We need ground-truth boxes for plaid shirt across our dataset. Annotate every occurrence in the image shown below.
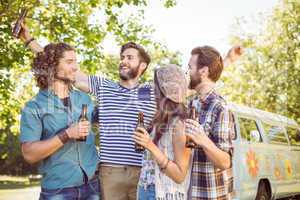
[188,90,235,200]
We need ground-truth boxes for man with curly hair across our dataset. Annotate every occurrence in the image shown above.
[20,42,100,200]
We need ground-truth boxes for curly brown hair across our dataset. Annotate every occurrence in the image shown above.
[32,43,75,89]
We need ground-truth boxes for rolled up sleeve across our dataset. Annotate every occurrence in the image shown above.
[88,75,104,96]
[20,102,42,143]
[211,107,234,156]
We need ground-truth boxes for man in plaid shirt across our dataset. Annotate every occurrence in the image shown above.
[185,46,235,200]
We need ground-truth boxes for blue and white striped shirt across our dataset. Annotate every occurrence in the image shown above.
[89,76,156,167]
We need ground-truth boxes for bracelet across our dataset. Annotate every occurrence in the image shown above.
[160,158,170,172]
[57,129,70,144]
[25,37,35,47]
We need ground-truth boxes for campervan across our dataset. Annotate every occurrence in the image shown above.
[229,103,300,200]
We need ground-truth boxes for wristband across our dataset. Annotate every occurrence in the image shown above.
[25,37,35,47]
[57,129,70,144]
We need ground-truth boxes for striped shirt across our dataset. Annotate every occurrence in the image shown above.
[89,75,156,167]
[188,90,235,200]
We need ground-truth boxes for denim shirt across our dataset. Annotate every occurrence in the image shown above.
[20,89,99,189]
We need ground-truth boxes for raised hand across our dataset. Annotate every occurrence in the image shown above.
[19,22,33,42]
[224,45,243,66]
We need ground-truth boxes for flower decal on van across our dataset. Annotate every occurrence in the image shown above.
[246,150,259,177]
[284,160,292,179]
[274,166,282,180]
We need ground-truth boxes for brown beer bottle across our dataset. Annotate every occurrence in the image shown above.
[135,112,145,152]
[12,8,28,38]
[76,104,88,142]
[185,106,197,148]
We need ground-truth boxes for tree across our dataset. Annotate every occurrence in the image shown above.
[0,0,178,175]
[221,0,300,124]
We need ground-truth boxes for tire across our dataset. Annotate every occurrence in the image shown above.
[255,181,271,200]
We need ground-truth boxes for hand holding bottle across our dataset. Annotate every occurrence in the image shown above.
[66,121,90,140]
[134,112,146,152]
[133,127,153,150]
[185,119,208,148]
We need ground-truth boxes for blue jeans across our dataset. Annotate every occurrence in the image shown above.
[39,177,100,200]
[138,184,155,200]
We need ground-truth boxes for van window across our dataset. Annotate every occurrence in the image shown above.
[286,127,300,146]
[239,117,262,142]
[262,123,288,145]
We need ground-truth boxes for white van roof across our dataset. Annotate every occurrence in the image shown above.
[228,102,298,128]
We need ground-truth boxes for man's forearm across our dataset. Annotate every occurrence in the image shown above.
[27,39,44,53]
[21,135,64,164]
[75,71,90,93]
[202,138,231,170]
[223,56,231,67]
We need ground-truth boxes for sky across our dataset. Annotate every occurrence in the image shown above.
[103,0,278,64]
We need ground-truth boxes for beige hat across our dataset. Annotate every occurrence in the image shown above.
[155,64,188,103]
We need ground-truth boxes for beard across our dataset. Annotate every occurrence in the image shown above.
[188,75,202,89]
[119,64,140,81]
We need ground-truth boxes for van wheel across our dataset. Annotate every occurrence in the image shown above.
[255,181,270,200]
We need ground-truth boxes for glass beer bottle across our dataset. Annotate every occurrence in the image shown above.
[185,106,197,148]
[12,8,28,38]
[76,104,88,142]
[135,112,145,152]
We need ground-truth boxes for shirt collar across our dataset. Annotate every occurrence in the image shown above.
[37,89,75,109]
[199,89,215,104]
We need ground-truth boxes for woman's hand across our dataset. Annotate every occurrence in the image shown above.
[185,119,210,147]
[132,127,153,150]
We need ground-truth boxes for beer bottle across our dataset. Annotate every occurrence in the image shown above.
[76,104,88,142]
[12,8,28,38]
[135,112,145,152]
[185,106,197,148]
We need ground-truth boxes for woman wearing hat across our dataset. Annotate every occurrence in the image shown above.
[133,64,192,200]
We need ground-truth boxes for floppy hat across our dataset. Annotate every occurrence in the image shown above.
[155,64,188,103]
